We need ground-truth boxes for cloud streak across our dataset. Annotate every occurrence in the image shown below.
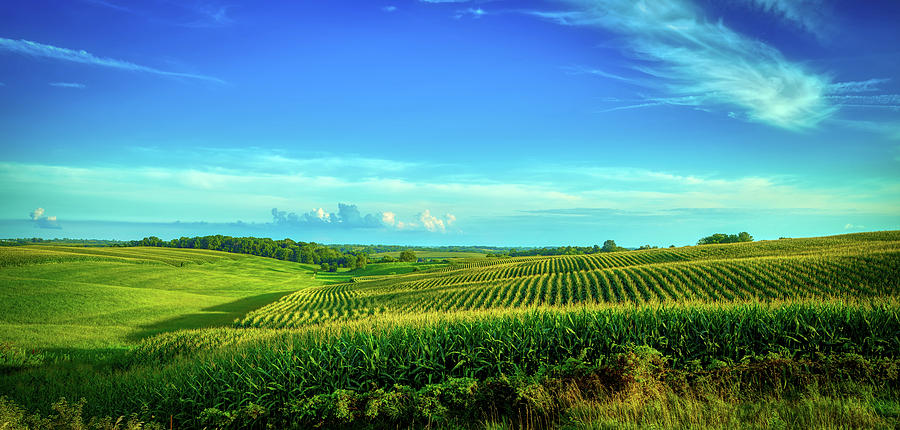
[0,37,224,84]
[826,78,891,95]
[531,0,835,129]
[49,82,86,88]
[741,0,829,38]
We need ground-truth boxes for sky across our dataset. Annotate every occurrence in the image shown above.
[0,0,898,247]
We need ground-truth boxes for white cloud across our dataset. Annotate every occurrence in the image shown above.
[30,208,45,220]
[825,94,900,109]
[313,208,330,221]
[455,8,486,19]
[382,6,397,12]
[531,1,835,129]
[563,65,644,86]
[49,82,86,88]
[1,161,897,225]
[0,37,224,84]
[419,210,445,232]
[29,207,61,229]
[826,78,890,95]
[741,0,828,37]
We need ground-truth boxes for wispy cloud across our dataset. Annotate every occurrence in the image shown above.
[821,79,899,110]
[82,0,132,13]
[181,5,234,28]
[741,0,829,38]
[382,6,398,12]
[49,82,86,89]
[81,0,235,28]
[596,95,707,113]
[529,1,835,130]
[455,8,487,19]
[826,94,900,109]
[563,65,644,86]
[826,78,890,95]
[0,37,224,84]
[419,0,471,3]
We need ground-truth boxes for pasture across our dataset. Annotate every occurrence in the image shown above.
[0,245,319,349]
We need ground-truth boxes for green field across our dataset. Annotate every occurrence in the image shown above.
[313,261,448,284]
[240,232,899,327]
[370,250,487,260]
[1,232,899,429]
[0,245,320,349]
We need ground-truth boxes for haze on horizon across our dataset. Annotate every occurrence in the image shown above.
[1,0,898,247]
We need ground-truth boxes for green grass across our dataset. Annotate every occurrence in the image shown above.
[314,261,448,284]
[370,250,487,260]
[0,245,320,350]
[1,232,899,429]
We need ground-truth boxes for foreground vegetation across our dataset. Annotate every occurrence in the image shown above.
[0,231,898,428]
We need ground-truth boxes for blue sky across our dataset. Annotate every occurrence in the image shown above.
[0,0,898,246]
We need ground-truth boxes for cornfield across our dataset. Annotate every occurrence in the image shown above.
[239,232,900,328]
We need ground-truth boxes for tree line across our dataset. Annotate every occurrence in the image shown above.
[331,244,510,255]
[486,240,631,258]
[697,232,753,245]
[133,235,368,270]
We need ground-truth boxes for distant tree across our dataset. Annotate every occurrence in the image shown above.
[601,240,616,252]
[354,253,368,269]
[698,232,754,245]
[601,240,624,252]
[398,250,417,262]
[380,255,397,263]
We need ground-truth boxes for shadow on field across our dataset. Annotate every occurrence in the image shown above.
[127,290,294,341]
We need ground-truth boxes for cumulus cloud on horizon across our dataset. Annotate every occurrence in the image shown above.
[30,207,61,229]
[271,204,457,233]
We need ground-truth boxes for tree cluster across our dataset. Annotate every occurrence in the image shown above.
[331,244,509,255]
[697,232,753,245]
[134,235,368,269]
[487,240,629,258]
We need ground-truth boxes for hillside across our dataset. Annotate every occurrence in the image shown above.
[1,233,899,429]
[240,231,900,327]
[0,245,319,349]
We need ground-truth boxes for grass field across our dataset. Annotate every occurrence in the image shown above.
[370,250,487,260]
[1,232,899,429]
[0,245,319,350]
[314,261,448,284]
